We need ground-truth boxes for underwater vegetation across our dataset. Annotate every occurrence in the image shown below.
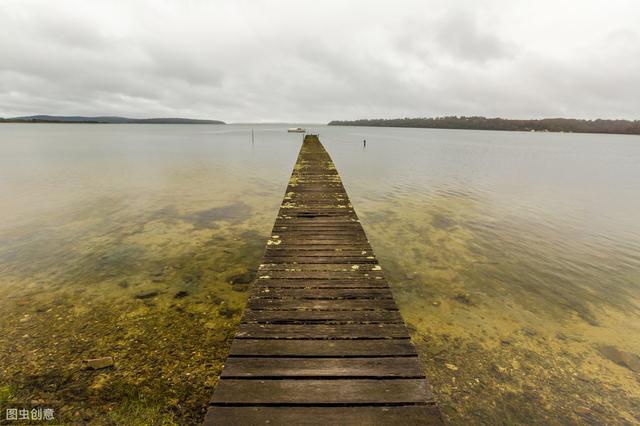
[358,193,640,424]
[0,199,267,424]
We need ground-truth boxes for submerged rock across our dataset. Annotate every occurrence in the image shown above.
[453,292,473,305]
[230,271,254,284]
[491,363,508,377]
[466,341,483,352]
[575,406,591,416]
[218,302,239,318]
[426,345,446,357]
[184,202,252,228]
[597,345,640,372]
[174,290,189,299]
[83,357,114,370]
[229,271,255,291]
[134,290,159,299]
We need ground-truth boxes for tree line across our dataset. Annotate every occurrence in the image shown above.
[328,116,640,135]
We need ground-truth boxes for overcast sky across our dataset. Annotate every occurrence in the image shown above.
[1,0,639,122]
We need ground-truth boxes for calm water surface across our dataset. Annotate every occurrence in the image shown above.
[1,124,639,424]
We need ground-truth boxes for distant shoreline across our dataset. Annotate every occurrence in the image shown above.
[328,116,640,136]
[0,115,225,125]
[0,120,224,124]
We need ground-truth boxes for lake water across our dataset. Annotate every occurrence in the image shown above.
[1,124,639,424]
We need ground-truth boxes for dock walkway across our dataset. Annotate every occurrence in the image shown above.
[204,135,442,425]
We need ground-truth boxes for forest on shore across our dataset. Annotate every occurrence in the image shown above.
[0,115,224,124]
[328,116,640,135]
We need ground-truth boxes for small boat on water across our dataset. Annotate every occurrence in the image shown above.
[287,127,306,133]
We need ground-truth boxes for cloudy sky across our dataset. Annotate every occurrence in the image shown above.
[1,0,639,122]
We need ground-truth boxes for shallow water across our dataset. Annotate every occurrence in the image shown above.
[1,124,639,424]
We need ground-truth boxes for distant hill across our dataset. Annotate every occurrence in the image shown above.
[0,115,225,124]
[328,116,640,135]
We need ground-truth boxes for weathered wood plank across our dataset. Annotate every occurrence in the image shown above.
[210,379,433,404]
[246,299,398,311]
[235,324,410,339]
[278,215,358,224]
[242,309,404,324]
[257,271,385,280]
[253,279,389,288]
[266,246,373,252]
[262,257,378,264]
[264,250,375,255]
[220,357,425,378]
[228,339,418,357]
[204,406,443,426]
[259,264,383,272]
[271,229,366,234]
[269,233,368,239]
[272,225,364,230]
[252,288,394,299]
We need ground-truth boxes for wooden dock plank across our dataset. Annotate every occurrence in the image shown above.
[206,135,440,424]
[228,339,418,357]
[262,257,378,264]
[204,406,443,426]
[246,299,398,311]
[220,357,425,378]
[253,279,389,288]
[257,271,385,280]
[265,245,373,251]
[235,323,410,339]
[242,309,404,324]
[258,263,383,271]
[211,379,432,404]
[252,288,394,299]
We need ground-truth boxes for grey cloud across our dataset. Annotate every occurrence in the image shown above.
[434,12,516,64]
[1,0,639,122]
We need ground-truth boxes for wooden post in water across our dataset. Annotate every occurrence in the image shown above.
[204,134,442,425]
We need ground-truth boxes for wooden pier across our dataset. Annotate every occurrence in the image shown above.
[204,135,442,425]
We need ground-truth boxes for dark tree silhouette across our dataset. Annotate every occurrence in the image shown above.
[328,116,640,135]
